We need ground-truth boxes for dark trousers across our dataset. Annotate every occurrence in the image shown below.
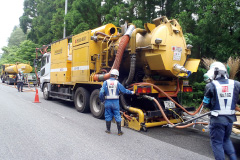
[17,82,23,92]
[209,122,237,160]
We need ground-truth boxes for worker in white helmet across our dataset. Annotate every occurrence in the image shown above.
[15,70,25,92]
[202,62,240,160]
[99,69,134,136]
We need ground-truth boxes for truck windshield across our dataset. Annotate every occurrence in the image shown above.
[41,57,46,67]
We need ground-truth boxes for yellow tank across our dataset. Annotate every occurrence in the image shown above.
[3,64,14,68]
[123,17,200,78]
[5,63,33,74]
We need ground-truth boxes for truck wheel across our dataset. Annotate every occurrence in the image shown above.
[43,83,51,100]
[74,87,90,113]
[90,89,104,119]
[6,77,9,85]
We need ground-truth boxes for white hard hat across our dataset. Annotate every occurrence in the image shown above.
[209,62,227,72]
[110,69,119,76]
[209,62,228,79]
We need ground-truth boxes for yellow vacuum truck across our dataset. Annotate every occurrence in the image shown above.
[37,16,203,131]
[1,63,32,84]
[1,64,14,83]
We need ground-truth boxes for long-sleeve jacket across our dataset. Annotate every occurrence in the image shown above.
[203,78,240,123]
[99,77,132,102]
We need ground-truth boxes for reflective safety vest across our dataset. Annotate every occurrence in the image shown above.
[105,79,119,99]
[17,74,24,82]
[211,79,235,116]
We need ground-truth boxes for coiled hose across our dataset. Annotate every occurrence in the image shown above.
[143,95,208,128]
[131,82,203,116]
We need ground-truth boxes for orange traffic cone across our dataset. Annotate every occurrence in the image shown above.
[34,89,40,103]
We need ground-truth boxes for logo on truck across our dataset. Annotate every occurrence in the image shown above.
[54,48,62,55]
[75,36,87,44]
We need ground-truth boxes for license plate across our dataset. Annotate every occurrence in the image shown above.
[30,82,33,84]
[164,101,175,109]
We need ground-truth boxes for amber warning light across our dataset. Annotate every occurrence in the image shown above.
[137,86,151,94]
[183,86,193,92]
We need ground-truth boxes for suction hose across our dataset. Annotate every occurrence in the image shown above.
[143,95,208,129]
[121,28,147,108]
[125,28,146,85]
[132,82,203,116]
[93,25,135,81]
[121,79,179,113]
[125,54,136,86]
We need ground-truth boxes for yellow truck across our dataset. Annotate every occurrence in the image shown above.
[37,16,201,131]
[1,63,32,84]
[1,64,14,83]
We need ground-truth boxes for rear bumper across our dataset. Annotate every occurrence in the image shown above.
[24,80,37,85]
[9,78,16,84]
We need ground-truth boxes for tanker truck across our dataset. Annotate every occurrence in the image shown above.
[1,64,14,83]
[36,16,201,131]
[1,63,33,84]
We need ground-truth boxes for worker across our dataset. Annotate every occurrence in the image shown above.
[99,69,134,136]
[202,62,240,160]
[15,71,24,92]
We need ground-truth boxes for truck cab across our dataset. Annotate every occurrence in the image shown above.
[39,52,51,91]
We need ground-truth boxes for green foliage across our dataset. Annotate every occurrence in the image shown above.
[180,66,208,107]
[16,40,39,66]
[0,46,20,65]
[0,40,38,67]
[194,0,240,61]
[180,82,206,107]
[8,27,27,47]
[20,0,191,43]
[19,0,37,34]
[188,67,207,84]
[132,20,143,28]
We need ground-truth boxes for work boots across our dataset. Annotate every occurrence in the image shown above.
[105,121,111,134]
[117,122,123,136]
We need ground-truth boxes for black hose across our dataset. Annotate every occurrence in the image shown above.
[172,112,210,127]
[120,94,130,110]
[125,54,136,86]
[120,54,136,110]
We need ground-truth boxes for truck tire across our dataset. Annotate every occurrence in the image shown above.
[90,89,105,119]
[43,83,51,100]
[7,77,10,85]
[74,87,90,113]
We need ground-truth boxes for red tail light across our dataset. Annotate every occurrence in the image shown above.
[146,87,151,93]
[183,86,193,92]
[137,87,142,93]
[137,86,151,94]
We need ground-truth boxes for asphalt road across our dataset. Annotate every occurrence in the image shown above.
[0,82,239,160]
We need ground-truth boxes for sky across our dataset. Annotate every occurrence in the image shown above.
[0,0,25,53]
